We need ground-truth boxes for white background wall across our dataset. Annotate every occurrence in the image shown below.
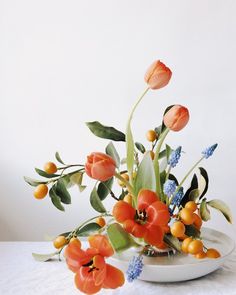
[0,0,235,241]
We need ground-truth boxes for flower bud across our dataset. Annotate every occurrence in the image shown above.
[163,105,189,131]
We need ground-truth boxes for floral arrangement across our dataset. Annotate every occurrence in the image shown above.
[25,60,232,294]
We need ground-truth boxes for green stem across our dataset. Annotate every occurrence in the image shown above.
[114,172,134,194]
[126,87,150,183]
[58,164,84,170]
[165,165,171,182]
[153,128,170,199]
[174,156,204,196]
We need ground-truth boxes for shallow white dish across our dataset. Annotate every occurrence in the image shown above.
[109,228,235,282]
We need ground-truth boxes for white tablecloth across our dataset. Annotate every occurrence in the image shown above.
[0,242,236,295]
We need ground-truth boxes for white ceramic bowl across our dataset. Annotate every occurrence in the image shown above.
[109,228,235,282]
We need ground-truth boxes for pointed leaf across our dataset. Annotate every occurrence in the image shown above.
[55,152,65,165]
[106,142,120,167]
[200,198,211,221]
[185,224,200,238]
[49,187,65,211]
[97,178,114,201]
[134,153,156,195]
[161,105,174,133]
[86,121,125,141]
[70,172,83,185]
[189,189,200,201]
[198,167,209,200]
[135,142,146,154]
[32,252,58,262]
[90,186,106,213]
[24,176,47,187]
[164,234,181,252]
[35,168,60,178]
[76,223,102,236]
[208,199,233,223]
[55,178,71,204]
[107,223,137,252]
[180,174,198,206]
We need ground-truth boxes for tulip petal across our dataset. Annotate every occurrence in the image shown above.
[93,255,106,286]
[112,201,136,223]
[88,235,114,257]
[123,219,146,238]
[144,224,164,247]
[146,201,170,226]
[64,242,91,269]
[137,189,159,210]
[102,264,125,289]
[91,160,116,182]
[75,267,102,294]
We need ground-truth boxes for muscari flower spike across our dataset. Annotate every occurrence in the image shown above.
[168,146,182,168]
[202,143,218,159]
[126,256,144,282]
[163,179,177,197]
[171,187,184,207]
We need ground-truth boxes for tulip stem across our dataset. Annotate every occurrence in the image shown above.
[126,87,150,185]
[153,128,170,200]
[114,172,134,195]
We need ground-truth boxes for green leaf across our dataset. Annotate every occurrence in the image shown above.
[164,234,181,252]
[135,142,146,154]
[49,187,65,211]
[188,189,200,201]
[154,125,162,137]
[161,105,174,133]
[200,198,211,221]
[24,176,47,187]
[198,167,209,200]
[86,121,125,141]
[208,199,233,223]
[97,178,114,201]
[70,172,83,185]
[55,178,71,204]
[106,142,120,167]
[165,144,172,161]
[76,223,101,236]
[55,152,65,165]
[90,186,106,213]
[35,168,60,178]
[118,189,128,200]
[160,170,167,188]
[32,252,58,262]
[169,174,179,186]
[134,152,156,196]
[180,174,198,206]
[185,224,200,238]
[59,231,71,237]
[107,223,137,252]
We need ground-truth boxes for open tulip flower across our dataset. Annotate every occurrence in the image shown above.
[25,59,232,294]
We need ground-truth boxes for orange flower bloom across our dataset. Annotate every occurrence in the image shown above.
[144,60,172,90]
[85,152,116,182]
[64,235,124,294]
[112,189,170,247]
[163,105,190,132]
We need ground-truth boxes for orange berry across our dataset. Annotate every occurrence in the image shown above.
[123,194,133,205]
[195,251,207,259]
[146,130,157,142]
[118,173,129,187]
[170,221,185,238]
[69,237,81,248]
[185,201,197,212]
[206,248,221,258]
[181,237,193,253]
[188,240,203,255]
[33,184,48,199]
[96,217,106,228]
[53,235,68,249]
[44,162,58,174]
[179,208,194,225]
[193,213,202,229]
[178,234,188,241]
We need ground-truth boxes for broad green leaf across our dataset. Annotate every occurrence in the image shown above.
[185,224,200,238]
[164,234,181,252]
[200,198,210,221]
[78,185,87,192]
[55,179,71,204]
[106,142,120,167]
[189,189,200,201]
[135,142,146,154]
[49,187,65,211]
[35,168,59,178]
[107,223,137,252]
[76,222,101,236]
[180,174,198,206]
[165,144,172,161]
[198,167,209,200]
[86,121,125,141]
[97,178,114,201]
[134,152,156,196]
[90,186,106,213]
[55,151,65,165]
[24,176,47,187]
[70,172,83,185]
[160,170,167,188]
[208,199,233,223]
[32,252,58,262]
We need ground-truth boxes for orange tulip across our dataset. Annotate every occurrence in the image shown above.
[144,60,172,90]
[85,152,116,182]
[163,105,189,131]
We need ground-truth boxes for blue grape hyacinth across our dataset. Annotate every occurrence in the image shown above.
[168,146,182,168]
[126,256,144,282]
[171,187,184,207]
[202,143,218,159]
[163,179,177,197]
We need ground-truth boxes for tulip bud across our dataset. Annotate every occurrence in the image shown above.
[144,60,172,90]
[85,152,116,182]
[163,105,189,132]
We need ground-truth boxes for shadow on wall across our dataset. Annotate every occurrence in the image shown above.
[0,218,16,241]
